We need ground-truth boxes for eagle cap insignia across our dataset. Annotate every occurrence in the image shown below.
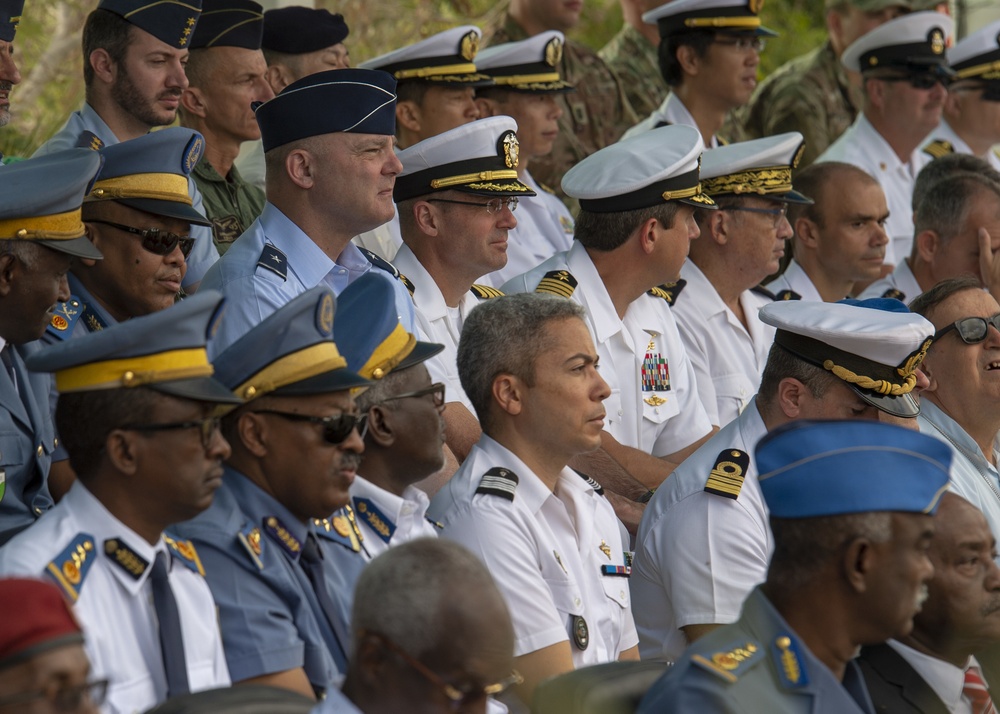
[499,130,519,169]
[929,27,945,55]
[748,0,764,14]
[460,31,479,61]
[545,37,563,67]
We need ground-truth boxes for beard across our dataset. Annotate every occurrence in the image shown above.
[0,81,12,127]
[110,71,180,128]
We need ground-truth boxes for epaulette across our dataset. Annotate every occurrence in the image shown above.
[263,516,302,558]
[881,288,906,301]
[922,139,954,160]
[539,182,557,195]
[46,297,84,340]
[476,466,519,502]
[771,633,810,689]
[653,120,671,129]
[103,537,149,581]
[691,640,764,683]
[256,243,287,281]
[993,148,1000,163]
[535,269,577,298]
[163,534,205,576]
[774,289,801,301]
[574,469,604,495]
[352,497,395,544]
[45,533,97,602]
[647,279,687,305]
[400,273,415,297]
[470,283,504,299]
[750,285,777,301]
[717,135,730,146]
[236,522,264,570]
[425,516,444,530]
[704,449,750,500]
[313,507,362,553]
[74,130,104,151]
[359,248,402,280]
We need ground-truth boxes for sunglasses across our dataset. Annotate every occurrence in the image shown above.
[932,314,1000,344]
[89,219,195,258]
[122,415,222,450]
[251,410,366,444]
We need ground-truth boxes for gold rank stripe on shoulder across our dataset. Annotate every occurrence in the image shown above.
[45,534,97,602]
[535,270,577,298]
[400,273,416,297]
[163,534,205,576]
[923,140,954,159]
[691,641,764,683]
[704,449,751,500]
[470,283,504,299]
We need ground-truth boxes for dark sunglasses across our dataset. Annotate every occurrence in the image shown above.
[933,313,1000,344]
[880,72,950,90]
[89,219,195,258]
[251,410,366,444]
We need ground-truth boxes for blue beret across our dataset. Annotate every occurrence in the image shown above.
[261,6,348,54]
[0,149,104,260]
[190,0,263,50]
[25,290,241,404]
[97,0,203,50]
[85,127,210,227]
[254,68,396,153]
[0,0,23,42]
[212,286,370,401]
[334,274,443,380]
[756,420,952,519]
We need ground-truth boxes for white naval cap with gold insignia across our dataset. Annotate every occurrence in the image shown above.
[948,18,1000,95]
[642,0,777,39]
[394,116,535,201]
[474,30,574,93]
[699,132,813,203]
[842,11,954,75]
[359,25,493,87]
[562,124,716,212]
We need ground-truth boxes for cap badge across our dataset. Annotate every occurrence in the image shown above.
[545,37,563,67]
[929,28,945,55]
[748,0,764,14]
[499,130,520,169]
[460,30,479,61]
[183,135,204,174]
[792,143,805,169]
[316,292,334,336]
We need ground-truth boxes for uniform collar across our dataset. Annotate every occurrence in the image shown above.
[918,400,1000,470]
[566,242,622,343]
[777,260,824,302]
[392,243,480,321]
[680,259,728,319]
[886,639,971,710]
[660,94,721,148]
[193,156,227,184]
[854,113,921,174]
[79,102,121,147]
[68,273,118,329]
[350,475,429,530]
[221,465,311,561]
[258,202,337,289]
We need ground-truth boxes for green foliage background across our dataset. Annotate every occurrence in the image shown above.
[1,0,826,158]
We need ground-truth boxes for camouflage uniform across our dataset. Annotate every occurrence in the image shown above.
[485,14,639,198]
[736,40,861,169]
[599,24,668,121]
[192,157,266,256]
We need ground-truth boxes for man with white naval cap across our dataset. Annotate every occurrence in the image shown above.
[816,11,955,267]
[631,298,935,664]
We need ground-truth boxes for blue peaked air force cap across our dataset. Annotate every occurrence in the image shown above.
[97,0,203,50]
[254,68,397,153]
[212,286,371,402]
[334,273,443,380]
[261,6,348,54]
[0,0,24,42]
[756,420,952,519]
[25,290,241,405]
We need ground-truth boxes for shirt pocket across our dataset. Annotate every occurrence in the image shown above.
[713,374,755,415]
[641,390,680,425]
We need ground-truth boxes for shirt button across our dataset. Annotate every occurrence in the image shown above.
[617,409,624,416]
[574,597,582,607]
[620,590,626,599]
[36,444,43,457]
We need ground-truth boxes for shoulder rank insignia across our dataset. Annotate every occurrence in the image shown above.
[360,248,402,280]
[575,470,604,495]
[881,288,906,301]
[313,507,362,553]
[256,243,287,281]
[45,533,96,602]
[352,497,395,544]
[717,135,730,146]
[922,139,954,159]
[237,522,264,570]
[399,273,416,297]
[103,538,149,580]
[46,297,84,340]
[691,640,764,683]
[750,285,777,301]
[704,449,750,500]
[647,280,687,305]
[74,130,104,151]
[263,516,303,558]
[771,634,810,689]
[775,289,801,301]
[539,182,557,195]
[476,467,519,502]
[163,534,205,576]
[535,270,577,298]
[425,516,444,530]
[470,283,504,299]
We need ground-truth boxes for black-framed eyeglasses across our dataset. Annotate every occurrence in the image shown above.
[933,313,1000,345]
[122,415,222,449]
[0,678,109,712]
[426,197,519,214]
[712,35,766,52]
[722,203,788,229]
[361,629,522,710]
[251,410,366,444]
[878,72,950,90]
[380,382,447,409]
[88,219,195,258]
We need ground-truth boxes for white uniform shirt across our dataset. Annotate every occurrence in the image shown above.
[503,242,712,455]
[816,113,926,266]
[632,403,770,662]
[858,258,924,303]
[482,171,574,288]
[917,399,1000,543]
[392,243,480,412]
[623,94,723,147]
[920,119,1000,172]
[233,138,265,191]
[764,259,824,302]
[429,435,638,665]
[887,641,978,714]
[670,260,775,427]
[350,476,439,561]
[352,214,403,262]
[0,482,230,714]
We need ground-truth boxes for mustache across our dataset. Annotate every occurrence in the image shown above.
[981,597,1000,617]
[916,584,930,610]
[339,451,362,471]
[0,82,11,92]
[158,88,183,99]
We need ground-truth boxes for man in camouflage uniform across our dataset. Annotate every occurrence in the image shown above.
[738,0,910,169]
[484,0,639,199]
[600,0,670,120]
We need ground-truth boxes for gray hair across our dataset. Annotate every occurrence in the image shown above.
[0,239,46,270]
[457,293,586,431]
[913,154,1000,213]
[914,172,1000,246]
[908,275,982,319]
[354,368,409,414]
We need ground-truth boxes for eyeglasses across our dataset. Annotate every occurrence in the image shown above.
[0,678,109,712]
[722,203,788,230]
[88,219,195,258]
[933,313,1000,345]
[879,72,950,90]
[122,415,222,449]
[251,410,366,444]
[380,382,447,409]
[361,629,522,710]
[712,35,766,52]
[426,197,519,214]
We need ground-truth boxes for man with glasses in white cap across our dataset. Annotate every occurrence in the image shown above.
[816,11,955,267]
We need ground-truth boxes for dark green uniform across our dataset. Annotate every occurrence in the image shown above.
[599,24,668,121]
[191,157,265,255]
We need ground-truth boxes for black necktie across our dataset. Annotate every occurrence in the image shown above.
[300,533,349,670]
[150,551,190,697]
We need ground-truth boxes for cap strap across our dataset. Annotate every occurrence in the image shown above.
[0,209,86,240]
[954,60,1000,80]
[88,173,193,205]
[702,166,792,196]
[491,72,562,86]
[360,323,416,380]
[430,169,520,190]
[684,16,761,29]
[55,348,213,393]
[897,338,932,379]
[234,342,347,401]
[393,62,478,80]
[663,184,707,201]
[822,359,917,396]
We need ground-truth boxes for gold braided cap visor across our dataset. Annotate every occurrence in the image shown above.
[360,323,416,380]
[87,173,193,205]
[233,342,348,401]
[0,209,86,240]
[55,347,213,393]
[701,165,793,197]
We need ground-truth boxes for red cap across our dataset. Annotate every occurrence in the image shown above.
[0,579,84,670]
